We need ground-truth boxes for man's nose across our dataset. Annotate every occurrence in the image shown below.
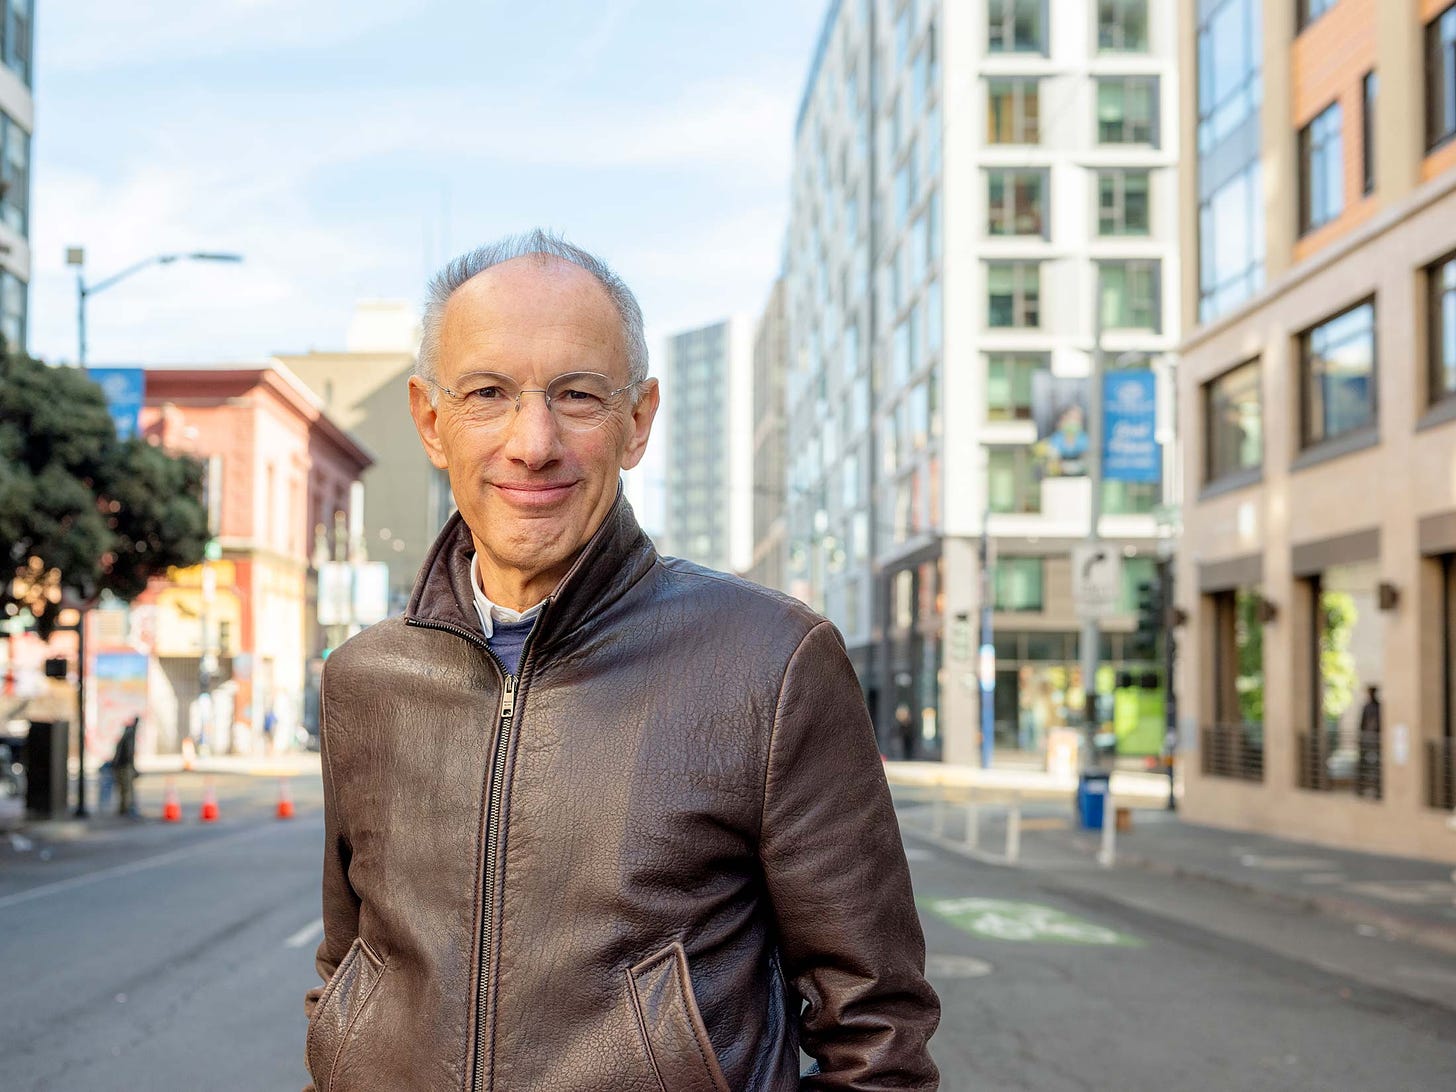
[500,392,560,466]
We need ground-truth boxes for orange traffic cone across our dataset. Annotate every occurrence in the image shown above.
[162,778,182,823]
[199,779,219,823]
[276,778,295,820]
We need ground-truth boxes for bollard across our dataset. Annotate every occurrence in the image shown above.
[1097,792,1117,868]
[1005,793,1021,863]
[964,802,980,849]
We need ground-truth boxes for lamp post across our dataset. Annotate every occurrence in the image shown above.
[62,246,241,814]
[66,248,243,366]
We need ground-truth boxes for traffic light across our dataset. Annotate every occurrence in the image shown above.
[1131,574,1163,662]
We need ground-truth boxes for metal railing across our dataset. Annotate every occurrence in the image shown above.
[1426,737,1455,811]
[1200,723,1264,782]
[1296,730,1382,799]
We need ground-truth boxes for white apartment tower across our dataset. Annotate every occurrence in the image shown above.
[663,319,752,573]
[0,1,31,352]
[784,0,1180,764]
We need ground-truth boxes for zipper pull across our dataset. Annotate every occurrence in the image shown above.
[501,674,517,719]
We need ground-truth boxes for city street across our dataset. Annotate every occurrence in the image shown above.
[1,773,1453,1090]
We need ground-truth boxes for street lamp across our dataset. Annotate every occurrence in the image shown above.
[65,248,243,365]
[61,246,241,815]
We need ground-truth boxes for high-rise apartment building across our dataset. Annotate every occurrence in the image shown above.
[783,0,1180,763]
[1177,0,1456,862]
[0,1,32,351]
[749,278,790,592]
[663,319,751,572]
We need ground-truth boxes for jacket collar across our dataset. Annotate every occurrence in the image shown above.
[405,483,656,658]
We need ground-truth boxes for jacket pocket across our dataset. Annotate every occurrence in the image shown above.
[306,936,385,1091]
[627,940,731,1092]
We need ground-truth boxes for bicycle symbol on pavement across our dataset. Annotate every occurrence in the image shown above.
[922,897,1141,947]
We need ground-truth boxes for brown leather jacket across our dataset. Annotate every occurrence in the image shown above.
[305,495,939,1090]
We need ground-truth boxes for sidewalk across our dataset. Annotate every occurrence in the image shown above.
[888,761,1456,957]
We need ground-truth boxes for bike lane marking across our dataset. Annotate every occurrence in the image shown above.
[921,897,1142,947]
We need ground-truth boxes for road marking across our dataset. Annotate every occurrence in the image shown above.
[286,918,325,949]
[0,823,281,912]
[922,897,1141,946]
[926,953,993,979]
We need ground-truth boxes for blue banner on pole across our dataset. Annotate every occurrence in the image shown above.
[86,367,146,440]
[1103,370,1160,483]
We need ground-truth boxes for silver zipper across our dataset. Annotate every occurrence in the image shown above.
[473,672,515,1092]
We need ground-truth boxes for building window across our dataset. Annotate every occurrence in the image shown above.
[0,267,24,352]
[1197,0,1264,322]
[1204,359,1262,482]
[1297,0,1336,32]
[1096,76,1159,145]
[988,0,1044,54]
[1203,588,1265,781]
[987,447,1042,513]
[1099,260,1161,331]
[1298,101,1344,234]
[987,78,1040,144]
[1098,0,1148,52]
[1198,160,1264,323]
[1102,480,1159,515]
[1300,300,1376,447]
[988,261,1041,328]
[1,0,30,87]
[1362,71,1376,196]
[1300,563,1382,797]
[987,169,1048,237]
[1428,4,1456,151]
[986,353,1049,421]
[0,112,28,237]
[1097,169,1150,236]
[994,557,1044,612]
[1430,253,1456,404]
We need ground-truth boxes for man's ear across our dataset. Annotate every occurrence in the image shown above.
[408,376,450,470]
[620,378,659,471]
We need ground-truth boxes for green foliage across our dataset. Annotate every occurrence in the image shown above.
[1318,591,1359,725]
[0,348,208,636]
[1235,589,1264,725]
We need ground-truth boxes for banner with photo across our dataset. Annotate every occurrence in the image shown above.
[1030,373,1091,478]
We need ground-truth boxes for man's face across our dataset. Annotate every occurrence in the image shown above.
[408,257,658,604]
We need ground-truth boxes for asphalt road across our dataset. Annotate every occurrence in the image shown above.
[1,774,1453,1090]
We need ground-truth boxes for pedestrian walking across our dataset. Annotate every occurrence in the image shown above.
[262,707,278,756]
[111,715,140,819]
[304,232,939,1091]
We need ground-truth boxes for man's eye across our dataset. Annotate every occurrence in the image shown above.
[557,388,602,402]
[470,386,506,400]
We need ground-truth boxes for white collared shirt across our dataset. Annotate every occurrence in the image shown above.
[469,553,548,638]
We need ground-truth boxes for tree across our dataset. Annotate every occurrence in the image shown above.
[0,348,209,636]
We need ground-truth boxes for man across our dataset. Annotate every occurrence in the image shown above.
[111,715,140,819]
[305,231,939,1091]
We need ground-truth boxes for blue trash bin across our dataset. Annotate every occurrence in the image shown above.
[1076,771,1111,830]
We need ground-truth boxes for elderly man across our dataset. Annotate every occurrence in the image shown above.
[305,231,939,1091]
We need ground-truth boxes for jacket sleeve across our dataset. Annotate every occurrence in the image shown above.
[303,673,361,1089]
[760,620,940,1090]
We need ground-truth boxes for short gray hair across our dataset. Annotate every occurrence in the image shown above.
[416,229,649,391]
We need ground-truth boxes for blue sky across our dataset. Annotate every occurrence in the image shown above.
[31,0,827,367]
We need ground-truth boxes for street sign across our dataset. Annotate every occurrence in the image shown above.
[1072,544,1122,621]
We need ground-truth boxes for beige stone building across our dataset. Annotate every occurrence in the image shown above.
[278,301,453,617]
[1176,0,1456,861]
